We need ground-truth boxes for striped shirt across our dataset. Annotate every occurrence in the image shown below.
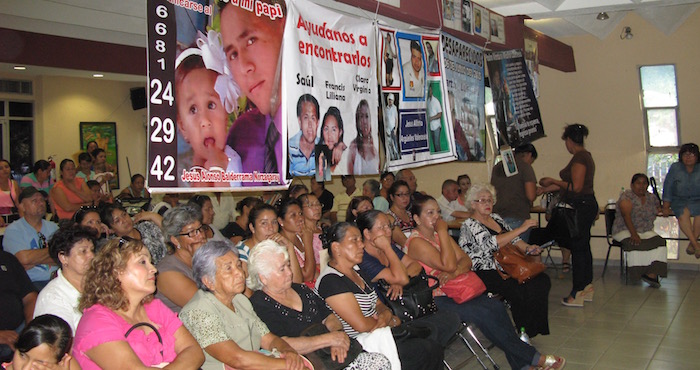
[316,266,377,338]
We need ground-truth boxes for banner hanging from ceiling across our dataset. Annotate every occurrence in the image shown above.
[440,32,486,161]
[485,49,544,149]
[146,0,289,192]
[379,26,456,172]
[283,0,378,179]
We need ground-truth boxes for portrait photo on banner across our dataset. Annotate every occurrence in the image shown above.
[397,34,427,101]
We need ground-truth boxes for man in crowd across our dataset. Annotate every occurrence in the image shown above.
[330,175,361,223]
[0,251,37,362]
[437,179,471,222]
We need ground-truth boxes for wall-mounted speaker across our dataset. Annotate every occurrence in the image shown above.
[130,87,147,110]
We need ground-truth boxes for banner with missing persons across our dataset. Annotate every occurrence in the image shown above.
[485,49,544,149]
[146,0,289,192]
[379,26,456,172]
[440,33,486,162]
[283,0,379,179]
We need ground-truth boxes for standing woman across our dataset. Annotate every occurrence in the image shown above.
[539,124,598,307]
[51,159,93,220]
[662,143,700,257]
[299,193,324,270]
[0,159,20,223]
[348,100,379,175]
[386,180,414,249]
[277,197,317,285]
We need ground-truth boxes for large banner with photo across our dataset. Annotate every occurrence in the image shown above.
[485,49,544,149]
[379,27,456,172]
[146,0,289,192]
[440,33,486,161]
[283,0,378,180]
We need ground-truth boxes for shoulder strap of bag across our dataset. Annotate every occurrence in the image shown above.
[125,322,163,357]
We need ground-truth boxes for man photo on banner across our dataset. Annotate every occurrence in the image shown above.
[384,93,400,160]
[491,67,512,147]
[383,31,398,87]
[401,39,425,98]
[220,0,286,181]
[427,84,443,152]
[288,94,319,177]
[425,41,439,74]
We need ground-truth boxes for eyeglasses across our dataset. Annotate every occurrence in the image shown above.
[177,224,205,238]
[37,232,48,249]
[472,198,494,205]
[304,202,322,208]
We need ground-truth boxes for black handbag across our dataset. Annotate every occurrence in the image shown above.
[548,182,580,240]
[300,323,363,370]
[376,272,439,322]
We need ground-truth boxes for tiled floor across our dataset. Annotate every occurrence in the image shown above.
[443,264,700,369]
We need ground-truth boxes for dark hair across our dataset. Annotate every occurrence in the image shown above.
[286,184,308,199]
[131,174,145,184]
[380,171,394,182]
[442,179,458,191]
[15,314,73,363]
[32,160,51,174]
[277,197,302,220]
[457,174,471,184]
[188,194,212,209]
[236,197,262,214]
[175,54,207,91]
[679,142,700,163]
[48,225,96,268]
[356,209,384,238]
[561,123,589,145]
[86,140,97,150]
[410,40,421,54]
[91,148,106,158]
[78,152,92,163]
[59,159,74,172]
[346,196,373,224]
[296,93,320,119]
[319,106,344,145]
[73,206,101,225]
[86,180,100,189]
[514,143,538,159]
[297,193,318,208]
[355,99,370,134]
[388,180,409,197]
[219,0,287,15]
[320,222,355,259]
[100,203,126,228]
[363,179,381,198]
[631,173,649,185]
[249,203,277,229]
[411,194,436,217]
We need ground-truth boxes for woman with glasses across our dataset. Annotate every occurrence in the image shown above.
[100,204,166,265]
[156,204,207,313]
[662,143,700,258]
[386,180,414,250]
[188,194,226,241]
[459,183,551,338]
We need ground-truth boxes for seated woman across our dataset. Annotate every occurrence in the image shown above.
[345,196,374,224]
[100,204,167,265]
[221,196,262,244]
[316,222,444,370]
[188,194,227,241]
[3,314,77,370]
[179,240,309,370]
[248,240,391,369]
[363,179,389,212]
[117,174,150,200]
[34,225,96,332]
[386,181,415,250]
[357,210,462,347]
[156,204,207,313]
[277,197,317,285]
[662,143,700,257]
[74,238,204,369]
[298,193,324,267]
[613,173,667,287]
[459,183,551,337]
[51,159,93,220]
[406,195,565,370]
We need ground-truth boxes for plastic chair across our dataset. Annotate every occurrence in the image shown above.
[601,206,626,281]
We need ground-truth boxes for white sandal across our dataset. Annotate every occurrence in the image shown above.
[541,354,566,369]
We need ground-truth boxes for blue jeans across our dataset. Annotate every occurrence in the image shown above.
[503,217,531,243]
[435,294,539,370]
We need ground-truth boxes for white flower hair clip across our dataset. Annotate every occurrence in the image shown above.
[196,30,240,114]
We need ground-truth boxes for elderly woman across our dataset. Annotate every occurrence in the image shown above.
[248,240,391,369]
[73,238,204,369]
[51,159,93,220]
[222,196,262,244]
[364,179,389,212]
[179,240,308,370]
[387,180,414,249]
[188,194,227,241]
[277,197,317,285]
[4,315,76,370]
[156,204,207,313]
[101,203,167,265]
[614,173,667,286]
[34,225,96,332]
[317,222,444,370]
[407,195,565,370]
[662,143,700,258]
[347,100,379,174]
[459,183,551,337]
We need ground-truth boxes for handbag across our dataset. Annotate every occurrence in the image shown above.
[547,182,580,239]
[439,271,486,304]
[494,243,546,284]
[376,272,439,322]
[300,323,363,370]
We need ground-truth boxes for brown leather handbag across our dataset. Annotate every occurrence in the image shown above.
[494,243,546,284]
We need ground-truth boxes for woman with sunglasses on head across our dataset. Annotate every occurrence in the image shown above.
[156,204,207,313]
[277,197,317,285]
[386,180,414,250]
[100,204,166,265]
[662,143,700,258]
[74,238,204,369]
[188,194,226,242]
[3,314,77,370]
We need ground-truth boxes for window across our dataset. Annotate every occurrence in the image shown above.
[639,64,680,259]
[0,99,35,180]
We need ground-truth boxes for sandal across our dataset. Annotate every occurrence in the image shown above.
[686,244,695,256]
[541,354,566,369]
[561,262,570,273]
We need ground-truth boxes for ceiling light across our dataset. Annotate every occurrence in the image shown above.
[620,26,633,40]
[13,66,26,70]
[596,12,609,21]
[93,73,104,78]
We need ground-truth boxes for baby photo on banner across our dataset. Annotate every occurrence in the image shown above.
[284,0,378,178]
[440,32,486,162]
[379,27,456,172]
[146,0,289,192]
